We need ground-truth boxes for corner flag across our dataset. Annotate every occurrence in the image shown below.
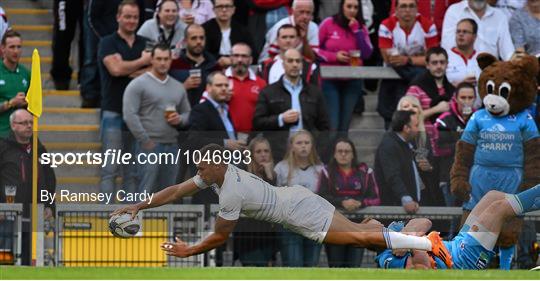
[25,48,42,266]
[25,49,42,117]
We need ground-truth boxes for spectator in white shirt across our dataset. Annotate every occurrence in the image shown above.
[445,18,481,86]
[259,0,319,63]
[441,0,515,61]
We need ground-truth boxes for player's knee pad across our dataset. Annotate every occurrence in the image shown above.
[467,222,499,251]
[463,213,479,229]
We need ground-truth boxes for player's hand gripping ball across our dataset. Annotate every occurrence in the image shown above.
[109,213,141,238]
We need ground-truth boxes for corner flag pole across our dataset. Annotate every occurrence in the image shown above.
[25,49,43,266]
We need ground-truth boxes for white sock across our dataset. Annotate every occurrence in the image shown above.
[505,194,524,215]
[383,228,432,251]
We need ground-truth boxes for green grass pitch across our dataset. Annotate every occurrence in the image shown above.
[1,267,539,279]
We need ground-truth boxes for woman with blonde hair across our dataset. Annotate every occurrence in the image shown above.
[397,95,444,207]
[246,136,276,184]
[274,130,324,267]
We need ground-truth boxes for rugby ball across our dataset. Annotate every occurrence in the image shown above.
[109,213,141,238]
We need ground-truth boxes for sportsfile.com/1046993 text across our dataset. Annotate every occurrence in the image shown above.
[39,149,252,168]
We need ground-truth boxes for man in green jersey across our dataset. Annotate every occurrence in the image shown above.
[0,30,29,137]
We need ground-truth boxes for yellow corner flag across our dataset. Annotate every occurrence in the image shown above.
[25,49,42,117]
[25,48,42,266]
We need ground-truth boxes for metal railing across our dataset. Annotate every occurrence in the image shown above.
[249,65,401,80]
[320,66,401,79]
[0,204,23,265]
[2,204,537,267]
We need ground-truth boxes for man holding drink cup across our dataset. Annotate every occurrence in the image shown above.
[169,24,219,106]
[0,109,56,265]
[123,44,191,193]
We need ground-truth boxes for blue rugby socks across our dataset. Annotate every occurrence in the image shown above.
[499,245,515,270]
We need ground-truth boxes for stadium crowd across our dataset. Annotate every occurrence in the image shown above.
[0,0,539,268]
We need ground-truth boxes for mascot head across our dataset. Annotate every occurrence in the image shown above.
[477,53,539,116]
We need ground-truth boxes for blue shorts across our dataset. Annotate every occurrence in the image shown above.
[375,249,409,269]
[445,227,496,270]
[463,165,522,210]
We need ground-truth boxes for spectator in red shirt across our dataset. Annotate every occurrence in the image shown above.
[226,43,267,133]
[377,0,439,129]
[379,0,438,69]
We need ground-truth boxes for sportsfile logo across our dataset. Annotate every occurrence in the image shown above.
[39,149,182,168]
[39,149,252,168]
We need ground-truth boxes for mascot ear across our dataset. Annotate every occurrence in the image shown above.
[477,53,498,70]
[513,55,540,79]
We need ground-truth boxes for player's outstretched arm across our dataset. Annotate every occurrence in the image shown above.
[161,217,237,258]
[111,178,199,218]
